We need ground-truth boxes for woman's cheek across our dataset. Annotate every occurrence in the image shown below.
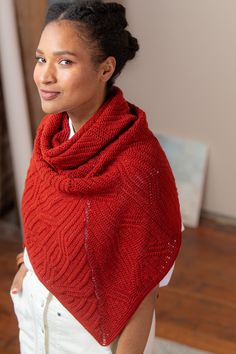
[33,66,40,87]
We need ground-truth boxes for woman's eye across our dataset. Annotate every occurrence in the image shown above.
[35,56,45,64]
[59,59,72,65]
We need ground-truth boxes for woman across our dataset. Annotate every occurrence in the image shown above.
[10,1,183,353]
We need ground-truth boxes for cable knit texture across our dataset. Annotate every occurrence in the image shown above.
[22,87,182,346]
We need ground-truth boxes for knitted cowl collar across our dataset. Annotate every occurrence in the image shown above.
[33,86,145,195]
[22,87,182,346]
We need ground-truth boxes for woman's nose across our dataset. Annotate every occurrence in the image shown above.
[40,64,56,85]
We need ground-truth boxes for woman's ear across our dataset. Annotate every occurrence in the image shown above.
[100,56,116,83]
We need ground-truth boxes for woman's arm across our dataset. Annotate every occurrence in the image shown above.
[115,285,159,354]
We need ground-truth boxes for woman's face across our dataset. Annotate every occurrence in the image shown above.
[33,21,107,117]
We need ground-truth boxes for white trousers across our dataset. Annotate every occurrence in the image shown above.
[10,269,155,354]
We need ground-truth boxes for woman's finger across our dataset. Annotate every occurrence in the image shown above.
[10,263,28,294]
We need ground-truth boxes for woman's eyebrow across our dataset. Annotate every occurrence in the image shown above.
[36,48,78,57]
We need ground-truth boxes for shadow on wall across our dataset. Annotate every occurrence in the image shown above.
[0,78,17,218]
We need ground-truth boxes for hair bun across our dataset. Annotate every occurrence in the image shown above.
[106,3,125,16]
[126,32,139,60]
[105,3,127,31]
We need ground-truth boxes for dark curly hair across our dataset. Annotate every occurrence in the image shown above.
[45,0,139,91]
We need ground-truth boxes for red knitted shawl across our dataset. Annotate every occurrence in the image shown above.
[22,87,182,346]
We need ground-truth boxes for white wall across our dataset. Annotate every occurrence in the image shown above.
[117,0,236,219]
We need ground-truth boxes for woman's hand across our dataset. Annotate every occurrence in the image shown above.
[10,263,28,294]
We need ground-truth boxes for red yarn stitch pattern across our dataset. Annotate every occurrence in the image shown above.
[22,87,182,346]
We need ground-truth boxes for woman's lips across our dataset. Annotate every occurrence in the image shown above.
[39,89,60,100]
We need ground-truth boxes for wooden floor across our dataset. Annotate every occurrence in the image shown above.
[0,214,236,354]
[156,216,236,354]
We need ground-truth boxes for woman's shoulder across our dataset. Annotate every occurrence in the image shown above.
[120,129,168,169]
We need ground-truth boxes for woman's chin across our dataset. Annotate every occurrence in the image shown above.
[41,103,62,115]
